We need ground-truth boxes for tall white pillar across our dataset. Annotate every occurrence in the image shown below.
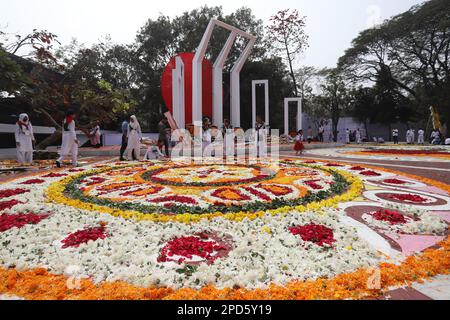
[192,20,215,125]
[172,56,185,129]
[213,32,236,127]
[230,37,256,128]
[252,80,269,128]
[284,98,302,136]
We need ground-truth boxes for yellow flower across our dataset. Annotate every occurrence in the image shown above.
[261,226,272,235]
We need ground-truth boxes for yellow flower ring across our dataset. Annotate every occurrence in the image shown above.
[46,161,362,223]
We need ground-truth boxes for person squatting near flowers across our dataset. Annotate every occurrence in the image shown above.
[294,129,305,156]
[56,110,78,168]
[14,113,36,165]
[127,115,142,161]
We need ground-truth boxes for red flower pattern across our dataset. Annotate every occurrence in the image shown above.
[370,209,407,225]
[360,170,381,176]
[383,179,407,185]
[0,188,29,198]
[21,179,45,185]
[0,199,22,211]
[289,223,336,247]
[0,213,50,232]
[61,225,108,249]
[157,234,228,264]
[388,193,429,203]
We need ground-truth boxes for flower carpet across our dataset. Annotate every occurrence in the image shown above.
[306,146,450,162]
[0,158,449,300]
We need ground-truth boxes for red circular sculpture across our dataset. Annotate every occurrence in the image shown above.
[161,52,213,125]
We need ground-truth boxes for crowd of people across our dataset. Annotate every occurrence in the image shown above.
[11,112,450,166]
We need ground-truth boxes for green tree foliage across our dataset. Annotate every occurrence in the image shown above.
[313,69,351,142]
[339,0,450,136]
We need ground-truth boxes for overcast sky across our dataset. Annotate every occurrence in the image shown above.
[1,0,425,68]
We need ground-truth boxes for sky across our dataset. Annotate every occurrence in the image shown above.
[1,0,425,68]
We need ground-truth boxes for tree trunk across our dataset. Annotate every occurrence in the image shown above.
[284,40,298,97]
[332,118,339,142]
[364,120,370,141]
[36,130,62,150]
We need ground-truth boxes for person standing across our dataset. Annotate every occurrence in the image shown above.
[356,129,362,144]
[15,113,35,165]
[406,129,411,144]
[392,128,399,144]
[119,117,129,161]
[411,129,416,145]
[221,119,233,134]
[89,122,101,148]
[345,129,351,144]
[56,110,78,168]
[318,124,325,143]
[127,115,142,161]
[294,130,305,156]
[158,118,170,157]
[417,129,425,144]
[255,116,266,158]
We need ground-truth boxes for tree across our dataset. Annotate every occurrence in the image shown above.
[0,48,31,95]
[339,0,450,136]
[266,9,309,97]
[313,69,351,142]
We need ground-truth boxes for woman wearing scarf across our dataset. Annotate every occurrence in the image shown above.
[127,115,142,161]
[56,110,78,167]
[89,122,102,148]
[15,113,35,165]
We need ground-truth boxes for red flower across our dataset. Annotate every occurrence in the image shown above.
[289,223,336,247]
[360,170,381,176]
[370,209,407,225]
[0,188,29,198]
[0,199,22,211]
[0,213,50,232]
[383,179,407,185]
[83,177,106,186]
[388,193,428,203]
[349,166,365,171]
[304,180,323,190]
[61,225,108,249]
[42,173,67,178]
[157,235,228,264]
[242,187,272,201]
[21,179,45,185]
[148,195,198,205]
[325,163,343,167]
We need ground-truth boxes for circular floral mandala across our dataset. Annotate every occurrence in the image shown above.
[0,158,448,300]
[49,161,351,221]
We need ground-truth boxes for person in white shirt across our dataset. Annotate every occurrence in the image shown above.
[392,128,399,144]
[356,129,362,144]
[345,129,350,144]
[56,110,78,167]
[127,115,142,161]
[15,113,35,165]
[406,129,412,144]
[417,129,425,144]
[411,129,416,144]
